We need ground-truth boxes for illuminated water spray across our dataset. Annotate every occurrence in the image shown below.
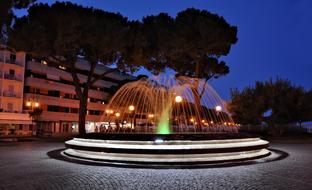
[157,106,171,134]
[101,75,237,134]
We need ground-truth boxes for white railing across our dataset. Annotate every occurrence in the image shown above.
[2,91,21,98]
[3,73,23,81]
[5,59,22,66]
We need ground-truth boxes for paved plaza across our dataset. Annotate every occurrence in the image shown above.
[0,137,312,190]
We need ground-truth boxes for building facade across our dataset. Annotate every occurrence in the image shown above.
[0,49,32,136]
[0,49,135,137]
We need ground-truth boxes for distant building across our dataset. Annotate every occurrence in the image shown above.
[0,48,135,137]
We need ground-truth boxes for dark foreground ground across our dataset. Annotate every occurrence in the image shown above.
[0,136,312,190]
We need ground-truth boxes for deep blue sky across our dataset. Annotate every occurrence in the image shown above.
[15,0,312,99]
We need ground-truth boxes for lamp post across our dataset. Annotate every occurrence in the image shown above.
[128,105,135,130]
[215,105,222,124]
[26,98,41,136]
[115,112,120,131]
[174,95,183,130]
[26,100,40,110]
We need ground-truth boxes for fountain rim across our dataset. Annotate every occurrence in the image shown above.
[64,135,270,165]
[75,133,259,141]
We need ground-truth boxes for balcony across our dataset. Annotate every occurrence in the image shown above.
[25,77,108,100]
[24,93,106,110]
[2,91,21,98]
[3,73,23,81]
[40,111,102,122]
[4,59,22,67]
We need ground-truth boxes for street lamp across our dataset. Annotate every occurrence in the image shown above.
[215,105,222,125]
[34,102,39,108]
[26,99,41,135]
[26,100,39,110]
[175,95,182,103]
[128,105,135,129]
[215,105,222,112]
[26,101,31,107]
[128,105,135,111]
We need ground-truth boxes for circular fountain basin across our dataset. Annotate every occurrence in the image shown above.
[64,134,270,165]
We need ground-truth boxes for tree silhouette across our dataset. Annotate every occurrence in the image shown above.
[0,0,36,43]
[229,78,312,135]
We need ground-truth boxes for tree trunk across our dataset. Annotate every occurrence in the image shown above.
[191,81,202,132]
[268,117,280,136]
[78,94,88,135]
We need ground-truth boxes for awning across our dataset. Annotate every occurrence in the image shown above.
[0,120,33,125]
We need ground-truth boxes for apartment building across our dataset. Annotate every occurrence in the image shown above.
[0,48,135,137]
[0,49,31,136]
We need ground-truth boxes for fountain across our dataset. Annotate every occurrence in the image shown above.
[99,75,237,134]
[65,75,269,165]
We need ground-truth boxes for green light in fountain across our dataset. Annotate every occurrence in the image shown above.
[156,107,171,135]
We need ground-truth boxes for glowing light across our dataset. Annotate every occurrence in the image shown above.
[26,101,31,107]
[59,65,66,70]
[148,114,154,118]
[128,105,135,111]
[155,139,163,143]
[34,102,39,107]
[110,110,114,114]
[105,110,110,113]
[190,118,194,122]
[210,121,214,124]
[215,105,222,112]
[175,95,182,103]
[115,112,120,117]
[201,119,205,123]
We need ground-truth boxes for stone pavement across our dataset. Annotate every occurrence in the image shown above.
[0,137,312,190]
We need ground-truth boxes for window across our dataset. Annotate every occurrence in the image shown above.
[8,85,14,93]
[64,93,75,99]
[47,105,59,112]
[48,90,60,97]
[26,70,47,79]
[35,88,40,94]
[10,54,16,61]
[7,103,13,112]
[9,69,15,75]
[64,93,70,98]
[89,110,101,115]
[24,86,30,93]
[70,108,78,113]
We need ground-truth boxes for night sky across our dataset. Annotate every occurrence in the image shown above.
[15,0,312,99]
